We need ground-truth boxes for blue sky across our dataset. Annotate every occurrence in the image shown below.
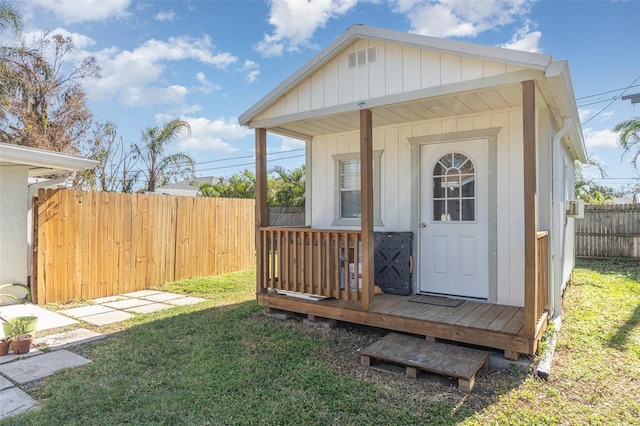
[13,0,640,193]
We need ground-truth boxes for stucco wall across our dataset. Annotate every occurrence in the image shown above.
[0,165,29,285]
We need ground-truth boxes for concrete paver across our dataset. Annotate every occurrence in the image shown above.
[0,374,14,391]
[120,290,163,298]
[0,387,38,419]
[33,329,105,351]
[60,305,115,319]
[141,292,186,302]
[102,298,153,310]
[0,349,42,365]
[125,303,173,314]
[164,296,206,306]
[0,350,91,384]
[79,310,134,326]
[92,295,129,304]
[0,304,78,338]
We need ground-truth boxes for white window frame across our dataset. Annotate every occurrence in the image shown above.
[332,150,384,226]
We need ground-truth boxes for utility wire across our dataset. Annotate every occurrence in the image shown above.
[195,154,306,173]
[576,84,640,100]
[582,75,640,125]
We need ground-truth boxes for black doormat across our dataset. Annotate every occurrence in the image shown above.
[410,295,464,308]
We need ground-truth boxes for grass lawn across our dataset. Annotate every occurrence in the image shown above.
[2,260,638,425]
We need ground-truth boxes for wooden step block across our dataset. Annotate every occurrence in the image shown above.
[360,332,489,392]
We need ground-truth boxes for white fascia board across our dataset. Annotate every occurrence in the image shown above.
[239,25,552,127]
[239,25,363,126]
[354,26,552,70]
[545,61,587,162]
[0,143,99,176]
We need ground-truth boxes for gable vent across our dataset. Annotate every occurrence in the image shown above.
[347,46,377,69]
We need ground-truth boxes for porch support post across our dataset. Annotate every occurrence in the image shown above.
[255,128,268,295]
[360,109,374,311]
[523,80,537,337]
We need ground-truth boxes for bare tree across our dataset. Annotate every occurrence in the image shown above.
[75,121,139,192]
[0,30,100,153]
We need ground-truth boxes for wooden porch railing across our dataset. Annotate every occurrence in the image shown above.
[259,228,363,301]
[524,230,549,337]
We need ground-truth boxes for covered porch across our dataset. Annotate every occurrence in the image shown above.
[255,225,549,359]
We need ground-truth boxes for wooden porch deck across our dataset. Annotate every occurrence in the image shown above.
[258,292,546,359]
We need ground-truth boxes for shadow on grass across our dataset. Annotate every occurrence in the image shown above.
[3,299,527,426]
[608,304,640,351]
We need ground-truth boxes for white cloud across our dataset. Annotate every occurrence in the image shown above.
[276,137,306,152]
[240,60,261,83]
[393,0,534,38]
[583,128,619,149]
[499,22,541,53]
[28,0,130,23]
[255,0,358,57]
[120,85,188,107]
[82,35,238,105]
[155,11,176,21]
[161,116,252,153]
[21,27,97,50]
[579,108,593,123]
[195,72,222,93]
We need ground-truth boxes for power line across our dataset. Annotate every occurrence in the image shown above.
[195,154,306,173]
[576,84,640,100]
[582,75,640,125]
[170,148,305,167]
[590,177,639,180]
[191,148,304,166]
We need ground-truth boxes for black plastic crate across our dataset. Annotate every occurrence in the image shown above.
[374,232,413,295]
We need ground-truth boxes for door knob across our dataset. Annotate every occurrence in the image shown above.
[420,223,427,228]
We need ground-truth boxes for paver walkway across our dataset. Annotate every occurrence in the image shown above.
[0,291,206,421]
[59,290,206,326]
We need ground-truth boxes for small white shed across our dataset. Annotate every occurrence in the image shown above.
[240,25,586,358]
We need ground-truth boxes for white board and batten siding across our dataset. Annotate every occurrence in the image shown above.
[310,108,538,307]
[255,40,527,122]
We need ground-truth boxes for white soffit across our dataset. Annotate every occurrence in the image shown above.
[0,143,99,177]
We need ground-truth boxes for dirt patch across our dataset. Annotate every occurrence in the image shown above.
[258,313,530,412]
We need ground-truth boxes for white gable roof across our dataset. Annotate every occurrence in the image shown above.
[240,25,585,162]
[240,25,551,125]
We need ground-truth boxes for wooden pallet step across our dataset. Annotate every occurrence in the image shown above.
[360,332,489,392]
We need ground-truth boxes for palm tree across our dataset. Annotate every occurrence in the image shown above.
[133,119,195,192]
[614,117,640,169]
[270,165,305,207]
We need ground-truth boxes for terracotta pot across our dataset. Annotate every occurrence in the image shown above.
[0,339,9,356]
[10,335,33,355]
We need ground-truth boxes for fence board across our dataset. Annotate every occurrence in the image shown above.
[33,190,255,304]
[575,204,640,259]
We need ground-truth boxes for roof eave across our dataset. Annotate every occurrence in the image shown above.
[544,61,587,162]
[239,25,553,127]
[0,143,99,177]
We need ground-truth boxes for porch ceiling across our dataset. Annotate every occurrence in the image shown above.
[268,84,526,140]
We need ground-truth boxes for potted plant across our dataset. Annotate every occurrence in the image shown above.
[0,338,8,356]
[4,317,35,354]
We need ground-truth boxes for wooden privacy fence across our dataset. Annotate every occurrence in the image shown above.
[32,189,255,304]
[575,204,640,259]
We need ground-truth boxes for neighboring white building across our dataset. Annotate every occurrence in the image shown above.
[0,143,98,298]
[154,176,220,196]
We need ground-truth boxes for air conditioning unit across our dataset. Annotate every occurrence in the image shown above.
[565,199,584,219]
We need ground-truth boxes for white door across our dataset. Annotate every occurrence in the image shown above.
[419,139,488,299]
